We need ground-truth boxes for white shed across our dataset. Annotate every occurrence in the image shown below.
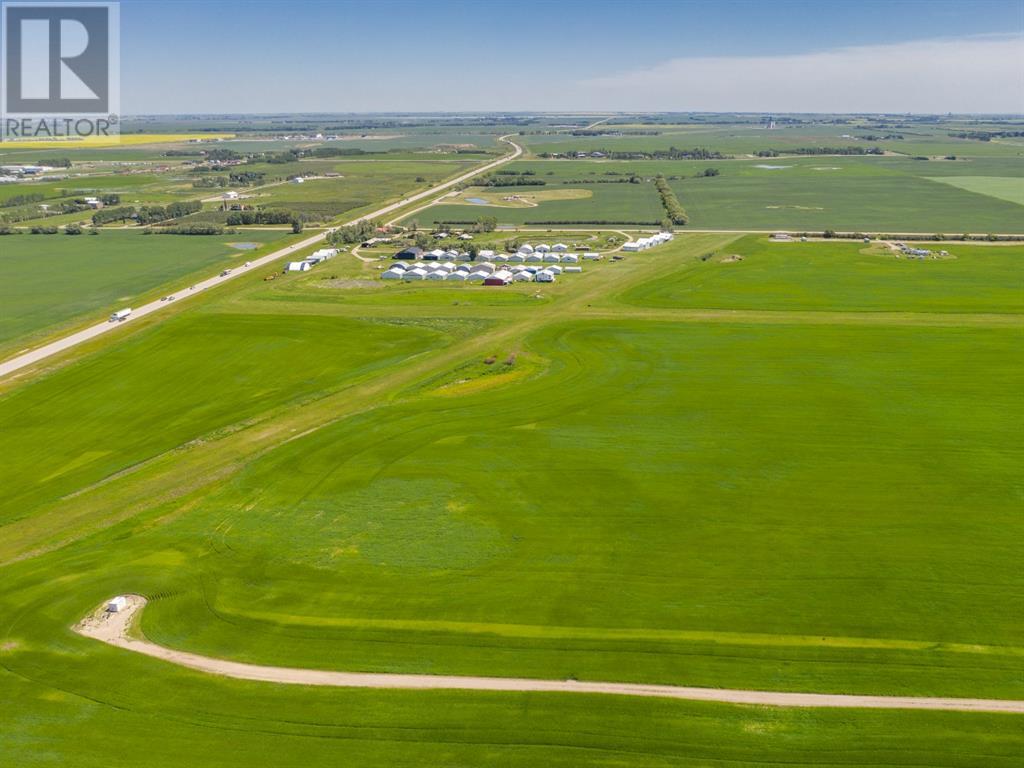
[535,270,556,283]
[479,249,496,258]
[535,243,551,253]
[621,242,641,252]
[561,253,579,263]
[512,271,534,282]
[583,252,602,260]
[107,596,129,613]
[518,244,535,254]
[382,269,405,280]
[466,271,488,282]
[405,268,428,280]
[286,261,311,272]
[507,253,526,263]
[526,253,544,262]
[446,271,467,281]
[543,253,561,263]
[564,266,583,273]
[551,243,568,252]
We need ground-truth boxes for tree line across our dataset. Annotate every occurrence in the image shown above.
[654,175,688,225]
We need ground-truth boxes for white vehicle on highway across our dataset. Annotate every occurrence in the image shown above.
[109,308,132,322]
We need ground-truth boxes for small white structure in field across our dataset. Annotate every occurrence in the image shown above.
[543,253,560,263]
[771,232,791,241]
[312,248,338,260]
[561,253,579,263]
[466,271,488,282]
[425,270,447,280]
[382,269,405,280]
[546,264,563,275]
[525,253,542,263]
[434,231,449,239]
[476,262,496,274]
[446,271,467,281]
[286,261,311,272]
[459,233,473,240]
[479,249,496,259]
[551,243,568,252]
[512,271,534,282]
[583,252,602,260]
[223,190,240,200]
[621,242,641,252]
[425,248,445,260]
[291,176,305,184]
[405,268,428,280]
[518,244,535,254]
[535,269,556,283]
[507,253,526,263]
[535,243,551,253]
[493,253,509,263]
[564,266,583,273]
[107,596,128,613]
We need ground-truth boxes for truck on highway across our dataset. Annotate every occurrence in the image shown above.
[109,308,132,322]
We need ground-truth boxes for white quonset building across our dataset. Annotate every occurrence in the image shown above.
[517,244,534,255]
[286,261,311,272]
[381,269,405,279]
[107,596,128,613]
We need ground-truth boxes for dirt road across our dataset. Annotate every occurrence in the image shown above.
[75,596,1024,714]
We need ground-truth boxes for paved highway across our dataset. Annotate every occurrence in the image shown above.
[0,137,522,380]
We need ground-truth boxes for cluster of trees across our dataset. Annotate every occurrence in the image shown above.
[857,134,903,141]
[654,174,688,225]
[194,171,266,188]
[1,193,45,208]
[756,146,883,156]
[430,216,498,235]
[950,130,1024,141]
[91,200,201,226]
[136,201,202,225]
[694,168,720,177]
[29,225,59,234]
[91,206,135,225]
[569,129,661,136]
[225,209,298,226]
[478,174,546,187]
[39,158,72,168]
[328,219,379,245]
[145,224,224,235]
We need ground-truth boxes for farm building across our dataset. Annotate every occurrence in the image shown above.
[447,271,467,281]
[543,253,561,263]
[622,242,641,252]
[107,596,128,613]
[535,243,551,253]
[546,264,564,275]
[518,244,535,254]
[381,269,405,280]
[458,233,473,240]
[512,271,534,282]
[552,243,568,252]
[466,271,488,282]
[394,246,423,260]
[290,177,305,184]
[425,270,447,280]
[561,254,579,263]
[484,270,514,286]
[535,270,556,283]
[405,268,428,280]
[507,253,526,263]
[771,232,792,241]
[476,262,496,274]
[564,266,583,273]
[311,248,338,260]
[526,253,544,263]
[423,249,445,261]
[286,261,311,272]
[493,254,509,263]
[479,249,496,259]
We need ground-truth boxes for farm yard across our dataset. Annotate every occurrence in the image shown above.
[0,115,1022,766]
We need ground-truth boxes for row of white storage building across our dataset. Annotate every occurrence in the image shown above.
[621,232,674,252]
[419,248,601,264]
[383,260,580,283]
[285,248,339,272]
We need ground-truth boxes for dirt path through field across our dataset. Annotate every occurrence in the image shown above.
[75,596,1024,714]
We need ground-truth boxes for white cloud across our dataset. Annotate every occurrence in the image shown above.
[575,35,1024,113]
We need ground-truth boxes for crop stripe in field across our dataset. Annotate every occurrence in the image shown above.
[220,606,1024,658]
[74,597,1024,714]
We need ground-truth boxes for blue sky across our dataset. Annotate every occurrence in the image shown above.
[114,0,1023,113]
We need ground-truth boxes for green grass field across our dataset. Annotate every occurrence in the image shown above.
[0,125,1022,765]
[0,229,290,354]
[622,236,1024,313]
